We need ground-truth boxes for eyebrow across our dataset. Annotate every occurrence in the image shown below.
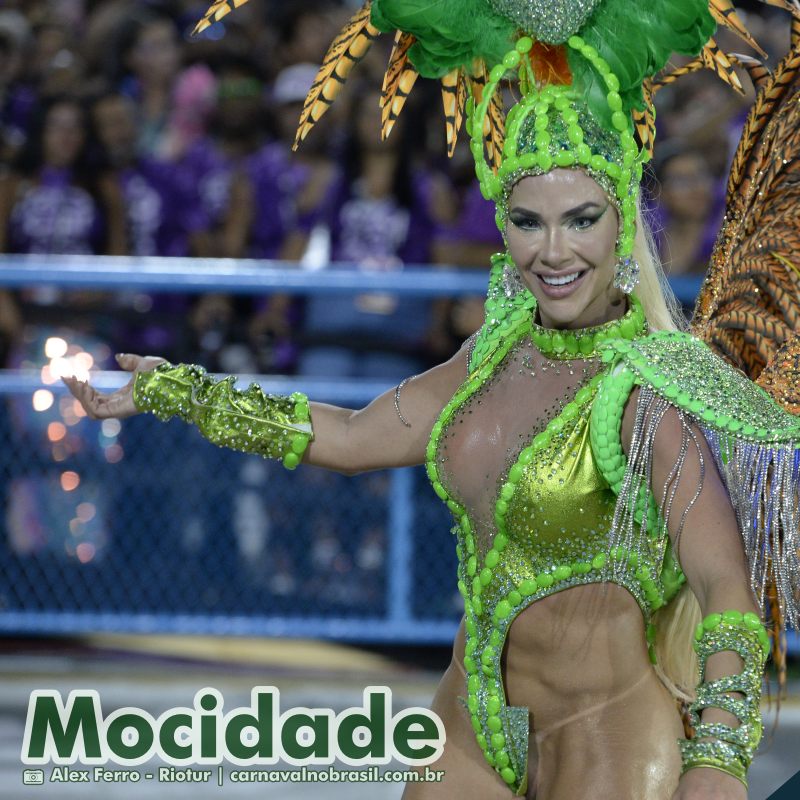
[509,201,605,219]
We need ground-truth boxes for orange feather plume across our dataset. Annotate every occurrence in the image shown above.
[528,42,572,86]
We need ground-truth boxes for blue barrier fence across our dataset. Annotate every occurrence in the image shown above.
[0,374,459,642]
[0,256,796,654]
[0,253,706,304]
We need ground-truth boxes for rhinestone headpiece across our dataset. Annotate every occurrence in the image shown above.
[487,0,604,43]
[471,35,645,264]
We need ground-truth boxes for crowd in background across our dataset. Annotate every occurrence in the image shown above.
[0,0,793,611]
[0,0,792,376]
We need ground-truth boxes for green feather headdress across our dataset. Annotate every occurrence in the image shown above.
[192,0,787,252]
[371,0,714,130]
[194,1,777,159]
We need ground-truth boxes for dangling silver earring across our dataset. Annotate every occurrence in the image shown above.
[502,258,525,298]
[614,256,640,295]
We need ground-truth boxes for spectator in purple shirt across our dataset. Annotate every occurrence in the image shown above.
[651,145,723,276]
[92,90,197,361]
[298,83,440,378]
[427,139,506,362]
[172,56,306,373]
[175,54,298,260]
[115,9,214,161]
[92,91,202,257]
[0,12,36,167]
[247,62,343,375]
[0,96,126,256]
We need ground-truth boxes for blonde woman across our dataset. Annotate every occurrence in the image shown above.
[65,0,800,797]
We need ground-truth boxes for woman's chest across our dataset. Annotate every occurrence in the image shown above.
[433,340,617,552]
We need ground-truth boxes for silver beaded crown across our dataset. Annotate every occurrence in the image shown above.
[487,0,604,43]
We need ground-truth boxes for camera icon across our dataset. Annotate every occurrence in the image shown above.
[23,769,44,785]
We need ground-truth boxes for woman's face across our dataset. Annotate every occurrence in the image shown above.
[43,102,86,168]
[506,169,623,330]
[660,152,713,221]
[128,20,180,85]
[92,95,137,165]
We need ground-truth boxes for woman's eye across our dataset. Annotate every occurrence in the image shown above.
[509,215,541,230]
[573,216,598,230]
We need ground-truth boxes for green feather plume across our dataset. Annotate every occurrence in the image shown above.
[372,0,715,126]
[569,0,715,125]
[370,0,515,77]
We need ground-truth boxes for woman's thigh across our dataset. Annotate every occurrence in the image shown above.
[401,661,516,800]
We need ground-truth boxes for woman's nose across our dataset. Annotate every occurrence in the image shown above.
[540,227,572,268]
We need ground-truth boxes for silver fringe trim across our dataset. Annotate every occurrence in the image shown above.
[702,427,800,629]
[605,386,800,629]
[604,386,705,589]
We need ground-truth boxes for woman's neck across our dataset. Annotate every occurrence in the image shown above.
[535,294,628,331]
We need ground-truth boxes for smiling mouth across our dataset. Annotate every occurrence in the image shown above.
[537,270,587,287]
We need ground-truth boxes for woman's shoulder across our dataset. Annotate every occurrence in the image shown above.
[596,329,800,444]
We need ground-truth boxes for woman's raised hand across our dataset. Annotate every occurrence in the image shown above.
[62,353,166,420]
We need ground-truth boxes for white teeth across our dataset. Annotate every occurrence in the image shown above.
[541,271,583,286]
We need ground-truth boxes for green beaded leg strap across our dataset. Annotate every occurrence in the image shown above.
[133,363,313,470]
[679,609,769,788]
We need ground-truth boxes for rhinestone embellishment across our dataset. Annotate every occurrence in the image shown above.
[487,0,604,43]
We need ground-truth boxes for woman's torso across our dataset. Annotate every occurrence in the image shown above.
[433,330,684,797]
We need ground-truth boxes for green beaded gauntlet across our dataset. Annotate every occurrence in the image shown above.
[679,610,769,788]
[133,363,313,469]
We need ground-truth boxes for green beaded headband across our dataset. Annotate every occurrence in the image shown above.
[470,35,646,263]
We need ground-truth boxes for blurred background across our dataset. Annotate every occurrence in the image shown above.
[0,0,797,798]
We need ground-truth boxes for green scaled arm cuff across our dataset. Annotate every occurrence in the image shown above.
[133,363,313,470]
[679,610,769,789]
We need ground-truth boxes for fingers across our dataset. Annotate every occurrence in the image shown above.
[62,375,106,420]
[61,356,152,421]
[116,353,166,372]
[115,353,140,371]
[63,376,138,420]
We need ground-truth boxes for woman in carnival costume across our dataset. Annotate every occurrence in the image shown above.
[66,1,800,797]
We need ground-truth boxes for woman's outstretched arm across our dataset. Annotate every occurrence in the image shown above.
[64,338,472,475]
[305,343,470,475]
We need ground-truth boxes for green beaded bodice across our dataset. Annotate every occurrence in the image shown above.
[424,254,800,795]
[425,276,685,794]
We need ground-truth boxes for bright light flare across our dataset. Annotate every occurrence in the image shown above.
[73,352,93,371]
[105,445,124,464]
[76,542,96,563]
[59,396,79,426]
[32,390,54,412]
[49,357,71,380]
[47,422,66,442]
[44,337,68,359]
[55,349,92,382]
[101,419,121,437]
[60,471,80,491]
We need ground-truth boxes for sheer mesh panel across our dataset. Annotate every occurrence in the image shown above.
[435,334,606,558]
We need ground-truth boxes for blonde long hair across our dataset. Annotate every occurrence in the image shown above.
[630,205,701,703]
